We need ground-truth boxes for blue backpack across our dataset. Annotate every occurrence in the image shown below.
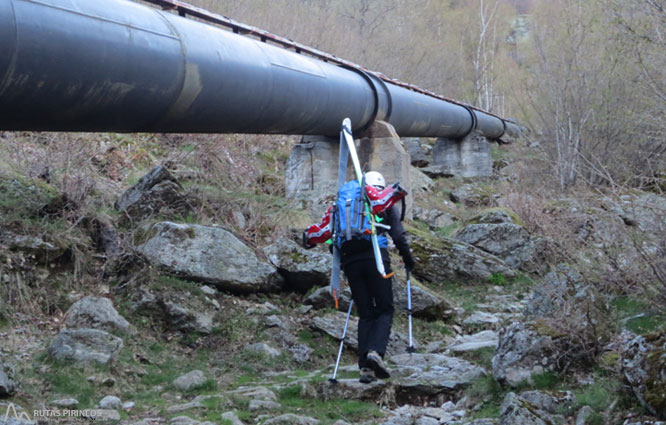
[335,180,387,249]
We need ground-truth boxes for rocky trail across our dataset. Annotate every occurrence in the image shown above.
[1,136,665,425]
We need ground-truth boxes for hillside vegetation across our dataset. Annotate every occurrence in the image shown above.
[0,1,665,425]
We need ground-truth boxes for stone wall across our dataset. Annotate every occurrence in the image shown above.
[425,131,492,178]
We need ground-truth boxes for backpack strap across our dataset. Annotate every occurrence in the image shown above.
[345,199,352,241]
[400,197,406,222]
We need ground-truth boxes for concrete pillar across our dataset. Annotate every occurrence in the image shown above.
[285,121,412,219]
[428,131,492,178]
[358,121,412,218]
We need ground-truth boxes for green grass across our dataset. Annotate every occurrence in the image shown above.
[574,374,623,413]
[611,296,666,334]
[457,347,495,369]
[41,359,99,408]
[490,273,507,286]
[277,385,383,424]
[464,375,504,419]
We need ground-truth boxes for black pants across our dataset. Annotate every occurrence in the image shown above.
[344,258,394,369]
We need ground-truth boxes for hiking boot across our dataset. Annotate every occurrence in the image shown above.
[359,368,376,384]
[366,350,390,379]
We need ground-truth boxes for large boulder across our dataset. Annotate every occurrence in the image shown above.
[134,221,284,293]
[498,392,557,425]
[412,206,455,229]
[309,312,415,357]
[524,264,610,349]
[454,208,547,272]
[264,239,330,292]
[391,353,486,395]
[621,331,666,419]
[115,166,191,222]
[0,360,18,397]
[409,229,515,283]
[492,321,568,387]
[393,276,453,320]
[49,328,123,365]
[450,183,494,208]
[1,232,69,264]
[65,296,130,333]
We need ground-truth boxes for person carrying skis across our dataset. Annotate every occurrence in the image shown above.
[304,170,415,383]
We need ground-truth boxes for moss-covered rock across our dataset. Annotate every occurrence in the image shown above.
[407,224,515,283]
[621,331,666,419]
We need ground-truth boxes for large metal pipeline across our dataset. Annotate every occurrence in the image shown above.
[0,0,519,139]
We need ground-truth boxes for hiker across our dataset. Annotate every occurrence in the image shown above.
[304,171,415,383]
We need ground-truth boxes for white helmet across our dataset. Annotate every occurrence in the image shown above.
[365,171,386,189]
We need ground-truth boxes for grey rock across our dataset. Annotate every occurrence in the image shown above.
[413,206,455,229]
[264,239,330,292]
[134,221,283,293]
[65,296,130,333]
[115,166,190,222]
[162,301,213,334]
[499,392,554,425]
[332,421,352,425]
[460,420,498,425]
[122,401,135,411]
[492,322,564,387]
[575,406,596,425]
[621,331,666,419]
[172,370,207,392]
[268,328,313,363]
[200,285,216,296]
[296,305,313,314]
[410,167,435,194]
[391,353,486,394]
[450,183,493,207]
[310,312,415,356]
[98,395,122,409]
[304,286,352,311]
[166,401,204,413]
[393,276,453,320]
[0,360,18,397]
[50,398,79,408]
[519,390,576,414]
[221,412,245,425]
[454,213,546,272]
[49,328,123,364]
[463,311,500,326]
[524,265,582,318]
[262,414,319,425]
[410,234,515,283]
[524,265,609,346]
[265,315,288,330]
[82,409,121,421]
[311,379,387,401]
[132,289,214,334]
[170,416,214,425]
[248,399,281,411]
[227,386,277,402]
[2,233,68,264]
[245,343,281,358]
[449,330,499,352]
[404,138,430,167]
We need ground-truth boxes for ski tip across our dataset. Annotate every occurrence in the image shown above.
[342,118,352,133]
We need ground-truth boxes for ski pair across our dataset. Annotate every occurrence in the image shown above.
[329,118,392,308]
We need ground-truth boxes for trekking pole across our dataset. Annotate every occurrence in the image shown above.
[406,270,415,353]
[329,299,354,383]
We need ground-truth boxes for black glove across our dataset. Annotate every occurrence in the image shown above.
[302,231,316,250]
[403,253,415,273]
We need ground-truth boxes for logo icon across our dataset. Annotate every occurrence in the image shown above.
[3,403,32,422]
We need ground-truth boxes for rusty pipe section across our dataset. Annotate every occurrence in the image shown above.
[0,0,519,139]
